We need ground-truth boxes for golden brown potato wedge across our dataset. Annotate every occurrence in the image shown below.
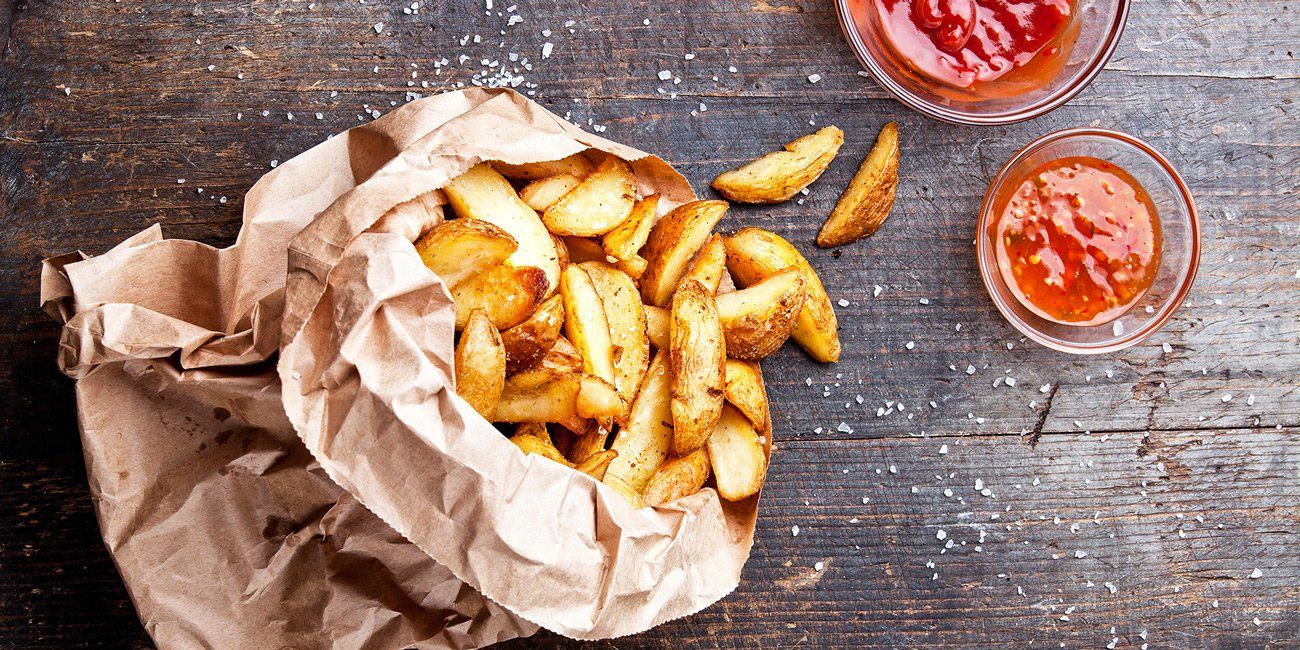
[644,305,670,351]
[560,265,617,387]
[642,449,711,507]
[576,374,627,423]
[724,228,840,362]
[569,429,610,465]
[560,236,609,265]
[602,473,645,508]
[606,351,673,491]
[711,126,844,204]
[580,262,649,402]
[669,280,726,455]
[537,336,585,374]
[723,359,770,432]
[414,218,517,289]
[602,194,659,277]
[706,404,768,501]
[576,449,619,480]
[454,309,507,418]
[715,268,805,360]
[543,157,637,236]
[680,234,726,294]
[551,234,571,268]
[494,153,595,181]
[452,263,548,331]
[521,174,582,212]
[818,122,899,247]
[493,370,625,424]
[444,162,561,292]
[500,294,564,374]
[511,430,572,466]
[640,200,729,307]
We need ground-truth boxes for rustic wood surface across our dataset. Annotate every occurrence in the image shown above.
[1,0,1296,647]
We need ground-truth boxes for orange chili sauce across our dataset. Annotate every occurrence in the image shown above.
[994,156,1162,325]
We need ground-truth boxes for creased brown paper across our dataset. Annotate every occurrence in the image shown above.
[45,88,763,646]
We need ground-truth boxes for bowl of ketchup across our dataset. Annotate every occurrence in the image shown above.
[835,0,1130,124]
[977,128,1199,353]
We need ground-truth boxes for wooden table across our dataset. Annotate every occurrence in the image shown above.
[2,0,1296,646]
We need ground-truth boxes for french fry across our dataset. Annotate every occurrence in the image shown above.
[715,268,805,360]
[414,218,517,289]
[712,126,844,204]
[644,305,670,350]
[723,359,770,432]
[581,262,649,402]
[520,174,581,212]
[639,200,729,307]
[606,351,673,491]
[500,294,564,374]
[452,263,549,331]
[669,280,726,455]
[603,194,659,278]
[444,162,561,292]
[602,473,645,508]
[494,153,595,181]
[576,449,619,480]
[818,122,899,247]
[724,228,840,362]
[544,157,637,236]
[642,449,711,506]
[705,404,768,501]
[455,309,507,419]
[680,234,726,294]
[560,265,617,389]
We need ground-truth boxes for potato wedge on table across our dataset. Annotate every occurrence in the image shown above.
[644,305,670,350]
[580,262,649,402]
[602,194,659,278]
[818,122,899,247]
[681,234,726,294]
[716,268,805,360]
[443,162,561,291]
[669,280,726,455]
[520,174,581,212]
[712,126,844,204]
[706,404,768,501]
[560,265,617,388]
[723,359,770,432]
[452,263,548,331]
[543,157,637,236]
[500,294,564,374]
[642,449,711,507]
[455,309,507,418]
[640,200,729,307]
[414,218,517,289]
[494,153,595,181]
[493,370,626,424]
[724,228,840,363]
[606,350,673,491]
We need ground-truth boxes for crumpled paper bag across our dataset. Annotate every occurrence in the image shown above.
[45,87,764,646]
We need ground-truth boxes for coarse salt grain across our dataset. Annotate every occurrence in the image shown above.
[791,525,800,536]
[807,73,822,83]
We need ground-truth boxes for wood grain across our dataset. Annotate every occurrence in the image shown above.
[1,0,1296,646]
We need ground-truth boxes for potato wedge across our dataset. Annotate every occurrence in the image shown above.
[580,262,649,402]
[494,153,595,181]
[669,280,726,455]
[602,473,645,508]
[606,351,673,491]
[537,336,585,374]
[414,218,517,289]
[715,268,805,360]
[642,449,711,506]
[500,294,564,374]
[454,309,507,418]
[569,429,610,465]
[494,370,625,423]
[680,234,726,294]
[640,200,729,307]
[818,122,899,247]
[560,236,609,265]
[560,265,617,387]
[520,174,581,212]
[712,126,844,204]
[452,263,548,331]
[723,359,770,432]
[602,194,659,276]
[724,228,840,362]
[644,305,670,351]
[551,234,571,268]
[576,374,627,422]
[511,430,572,466]
[543,156,637,236]
[576,449,619,480]
[444,162,561,292]
[706,404,768,501]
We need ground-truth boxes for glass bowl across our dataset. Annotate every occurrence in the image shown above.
[834,0,1131,125]
[975,128,1200,354]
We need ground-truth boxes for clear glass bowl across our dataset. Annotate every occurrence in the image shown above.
[835,0,1131,125]
[976,128,1200,354]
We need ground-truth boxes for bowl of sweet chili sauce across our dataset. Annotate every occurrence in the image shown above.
[834,0,1130,124]
[976,128,1200,354]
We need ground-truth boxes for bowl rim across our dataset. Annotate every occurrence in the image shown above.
[833,0,1132,126]
[975,127,1201,354]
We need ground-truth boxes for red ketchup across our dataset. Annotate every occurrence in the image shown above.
[874,0,1074,91]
